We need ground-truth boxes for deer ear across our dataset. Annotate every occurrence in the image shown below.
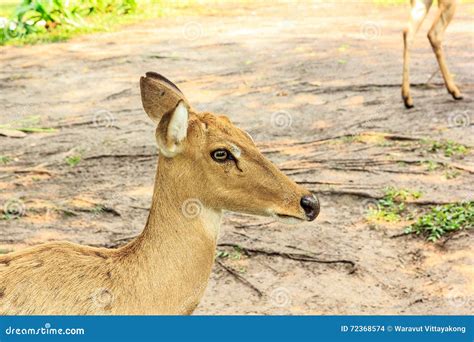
[156,101,189,157]
[140,72,190,124]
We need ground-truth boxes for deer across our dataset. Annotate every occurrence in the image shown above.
[0,72,320,315]
[402,0,463,108]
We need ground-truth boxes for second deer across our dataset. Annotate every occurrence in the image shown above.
[402,0,463,108]
[0,72,319,315]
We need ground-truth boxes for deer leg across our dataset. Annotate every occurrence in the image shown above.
[402,0,433,109]
[427,1,462,100]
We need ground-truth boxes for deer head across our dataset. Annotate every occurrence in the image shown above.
[140,72,319,223]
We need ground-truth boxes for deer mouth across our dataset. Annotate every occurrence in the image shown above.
[274,213,306,224]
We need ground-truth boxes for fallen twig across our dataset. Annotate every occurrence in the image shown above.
[314,189,462,206]
[262,131,427,153]
[282,157,473,175]
[65,204,121,217]
[314,189,381,199]
[218,243,357,274]
[52,120,96,129]
[235,221,274,229]
[390,232,409,239]
[84,153,156,161]
[294,82,449,95]
[0,168,55,176]
[129,205,149,211]
[216,259,263,297]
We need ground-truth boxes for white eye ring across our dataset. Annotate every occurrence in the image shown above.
[212,149,235,163]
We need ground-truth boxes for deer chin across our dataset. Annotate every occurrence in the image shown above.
[273,213,306,225]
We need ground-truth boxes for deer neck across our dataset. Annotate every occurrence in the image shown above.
[141,157,222,243]
[116,157,222,313]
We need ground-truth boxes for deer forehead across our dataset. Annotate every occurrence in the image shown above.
[193,113,254,149]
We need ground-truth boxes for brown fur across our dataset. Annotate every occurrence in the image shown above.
[0,73,317,315]
[402,0,462,108]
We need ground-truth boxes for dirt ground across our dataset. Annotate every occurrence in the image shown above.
[0,1,473,315]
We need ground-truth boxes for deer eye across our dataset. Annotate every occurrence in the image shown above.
[211,149,234,163]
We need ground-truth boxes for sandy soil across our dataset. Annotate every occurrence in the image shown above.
[0,1,473,314]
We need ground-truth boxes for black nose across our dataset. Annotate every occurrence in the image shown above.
[300,195,320,221]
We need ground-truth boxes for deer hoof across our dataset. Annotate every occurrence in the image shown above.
[448,87,463,100]
[403,96,414,109]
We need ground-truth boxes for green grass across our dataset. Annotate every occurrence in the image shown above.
[0,0,165,45]
[368,188,473,242]
[444,168,461,180]
[340,135,363,144]
[421,160,462,179]
[65,154,82,167]
[91,204,105,215]
[0,156,11,164]
[338,43,350,52]
[421,160,441,172]
[423,139,469,158]
[13,127,56,133]
[0,115,56,133]
[405,202,474,242]
[367,187,422,222]
[216,246,243,260]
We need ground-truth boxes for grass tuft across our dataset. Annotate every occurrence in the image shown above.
[405,202,474,242]
[0,115,56,133]
[0,0,150,45]
[367,187,421,222]
[423,139,469,158]
[65,154,82,167]
[216,246,243,260]
[0,156,11,164]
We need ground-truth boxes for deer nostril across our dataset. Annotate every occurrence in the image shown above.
[300,195,320,221]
